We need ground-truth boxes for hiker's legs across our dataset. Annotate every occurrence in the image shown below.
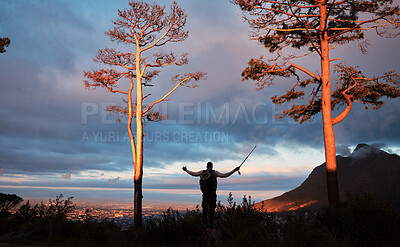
[209,203,214,226]
[202,194,209,226]
[202,193,217,227]
[209,193,216,227]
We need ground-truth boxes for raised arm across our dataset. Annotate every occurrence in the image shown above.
[215,167,240,178]
[182,166,202,177]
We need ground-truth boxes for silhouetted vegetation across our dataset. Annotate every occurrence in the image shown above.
[0,37,10,53]
[1,193,399,246]
[0,193,23,214]
[1,194,75,242]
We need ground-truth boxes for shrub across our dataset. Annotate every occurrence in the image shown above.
[134,207,203,246]
[2,192,399,246]
[215,193,279,247]
[5,194,76,242]
[316,193,400,246]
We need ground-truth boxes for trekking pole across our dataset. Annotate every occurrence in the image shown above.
[237,145,257,175]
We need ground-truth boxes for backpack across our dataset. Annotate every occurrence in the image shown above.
[199,170,217,193]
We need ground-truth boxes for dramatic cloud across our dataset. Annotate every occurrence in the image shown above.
[108,177,120,183]
[62,173,72,180]
[336,144,351,156]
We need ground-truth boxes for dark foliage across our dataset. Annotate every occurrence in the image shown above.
[314,193,400,246]
[281,193,400,246]
[215,193,279,246]
[1,193,399,246]
[1,194,75,242]
[135,207,203,246]
[0,37,10,53]
[0,193,23,214]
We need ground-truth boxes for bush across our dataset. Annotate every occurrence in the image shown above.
[1,192,399,246]
[315,193,400,246]
[76,219,123,245]
[215,193,279,247]
[281,193,400,246]
[134,207,203,246]
[4,194,76,242]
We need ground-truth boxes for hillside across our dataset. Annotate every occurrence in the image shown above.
[255,144,400,212]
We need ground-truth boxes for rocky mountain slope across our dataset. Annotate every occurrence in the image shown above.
[254,144,400,212]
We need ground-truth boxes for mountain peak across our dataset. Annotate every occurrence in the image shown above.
[350,143,381,159]
[254,143,400,213]
[353,143,370,151]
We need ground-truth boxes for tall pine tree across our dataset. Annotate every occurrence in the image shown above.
[84,1,205,228]
[232,0,400,206]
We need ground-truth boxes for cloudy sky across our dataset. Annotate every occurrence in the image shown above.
[0,0,399,207]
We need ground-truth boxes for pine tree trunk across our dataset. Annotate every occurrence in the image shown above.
[133,118,143,228]
[126,72,142,229]
[134,51,144,229]
[133,177,143,228]
[319,0,340,207]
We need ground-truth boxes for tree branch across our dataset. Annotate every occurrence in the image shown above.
[142,76,193,115]
[332,91,352,125]
[289,62,321,80]
[328,10,398,41]
[141,24,172,53]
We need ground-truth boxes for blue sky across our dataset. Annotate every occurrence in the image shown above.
[0,0,399,207]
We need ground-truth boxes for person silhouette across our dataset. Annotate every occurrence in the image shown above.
[182,162,240,228]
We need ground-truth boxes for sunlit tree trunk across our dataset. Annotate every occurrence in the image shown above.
[126,71,141,227]
[134,49,144,228]
[319,1,339,206]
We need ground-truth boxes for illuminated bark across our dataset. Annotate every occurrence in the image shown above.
[319,1,339,205]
